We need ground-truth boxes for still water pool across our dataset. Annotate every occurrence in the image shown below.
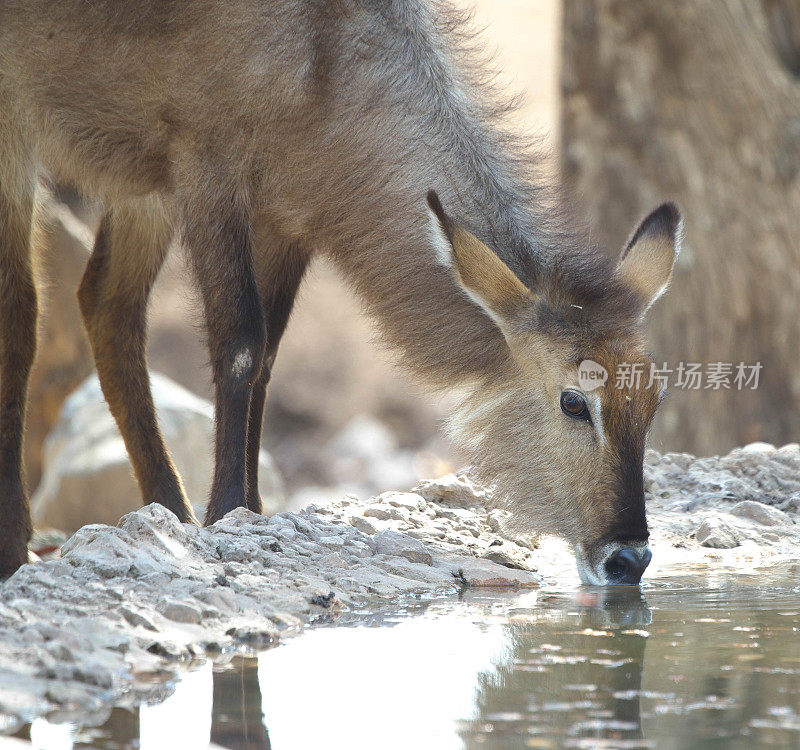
[12,567,800,749]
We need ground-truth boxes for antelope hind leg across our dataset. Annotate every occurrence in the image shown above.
[78,201,198,524]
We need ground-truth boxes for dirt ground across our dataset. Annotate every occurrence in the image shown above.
[145,1,562,494]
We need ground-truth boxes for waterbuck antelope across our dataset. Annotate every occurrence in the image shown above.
[0,0,681,584]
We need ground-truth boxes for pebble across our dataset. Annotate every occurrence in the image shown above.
[695,517,741,549]
[373,530,433,565]
[729,501,794,527]
[157,600,202,625]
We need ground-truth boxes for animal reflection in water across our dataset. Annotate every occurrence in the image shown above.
[461,588,651,747]
[18,589,652,749]
[29,660,273,749]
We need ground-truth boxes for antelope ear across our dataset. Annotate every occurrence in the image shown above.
[427,191,532,335]
[616,202,682,316]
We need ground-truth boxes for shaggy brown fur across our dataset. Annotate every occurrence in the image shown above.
[0,0,680,582]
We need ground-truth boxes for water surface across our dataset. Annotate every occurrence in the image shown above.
[13,567,800,749]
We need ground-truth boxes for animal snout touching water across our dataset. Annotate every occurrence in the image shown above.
[577,543,653,586]
[605,546,653,584]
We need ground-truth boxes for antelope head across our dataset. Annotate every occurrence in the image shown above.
[428,192,682,585]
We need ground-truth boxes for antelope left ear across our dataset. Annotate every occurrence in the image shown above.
[426,190,533,337]
[616,203,683,316]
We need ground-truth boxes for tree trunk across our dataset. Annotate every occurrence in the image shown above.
[562,0,800,455]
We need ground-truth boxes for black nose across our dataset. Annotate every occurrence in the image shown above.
[604,547,652,585]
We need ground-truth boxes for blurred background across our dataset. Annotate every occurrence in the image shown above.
[26,0,800,528]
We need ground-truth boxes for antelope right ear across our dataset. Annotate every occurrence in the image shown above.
[426,191,533,337]
[616,203,683,317]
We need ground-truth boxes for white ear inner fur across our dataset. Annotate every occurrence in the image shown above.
[426,207,510,333]
[427,209,455,269]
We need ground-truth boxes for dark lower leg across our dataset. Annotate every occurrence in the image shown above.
[79,215,196,523]
[244,248,309,514]
[0,192,36,576]
[207,363,259,523]
[245,362,270,513]
[184,200,265,525]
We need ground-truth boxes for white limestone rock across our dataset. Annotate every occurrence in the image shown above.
[695,516,742,549]
[31,372,286,532]
[729,500,794,526]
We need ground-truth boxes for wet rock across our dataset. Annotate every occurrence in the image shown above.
[454,558,539,587]
[4,487,557,732]
[0,674,54,727]
[119,606,158,631]
[31,373,286,532]
[310,592,336,609]
[695,517,742,548]
[195,587,238,614]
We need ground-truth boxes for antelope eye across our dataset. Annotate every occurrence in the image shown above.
[560,390,591,421]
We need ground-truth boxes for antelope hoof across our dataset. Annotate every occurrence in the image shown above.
[204,485,247,526]
[0,538,30,580]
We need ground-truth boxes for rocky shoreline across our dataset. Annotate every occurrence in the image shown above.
[2,443,800,733]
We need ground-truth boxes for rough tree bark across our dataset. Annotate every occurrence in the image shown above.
[562,0,800,455]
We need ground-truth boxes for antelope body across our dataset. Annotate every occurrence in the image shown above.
[0,0,681,583]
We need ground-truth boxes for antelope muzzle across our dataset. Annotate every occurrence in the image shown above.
[576,540,652,586]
